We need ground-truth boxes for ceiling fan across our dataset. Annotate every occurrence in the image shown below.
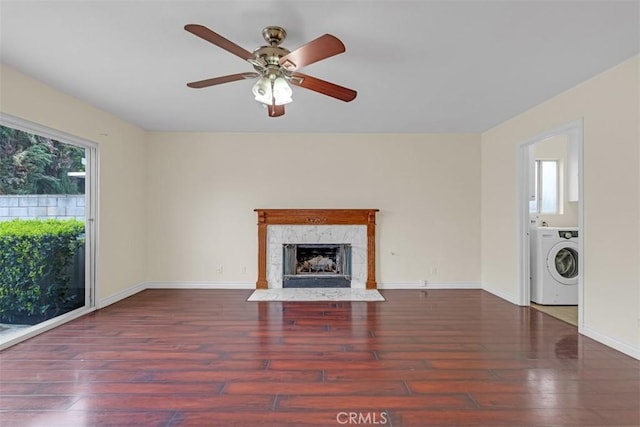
[184,24,357,117]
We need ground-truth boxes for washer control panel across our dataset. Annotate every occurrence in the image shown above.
[558,230,579,239]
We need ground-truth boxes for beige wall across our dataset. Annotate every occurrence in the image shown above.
[481,56,640,354]
[146,132,481,285]
[0,64,148,302]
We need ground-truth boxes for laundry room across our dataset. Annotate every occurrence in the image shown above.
[528,131,580,324]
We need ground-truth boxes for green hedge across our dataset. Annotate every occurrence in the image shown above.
[0,219,85,324]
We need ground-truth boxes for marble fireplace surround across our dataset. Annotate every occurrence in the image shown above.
[254,209,379,289]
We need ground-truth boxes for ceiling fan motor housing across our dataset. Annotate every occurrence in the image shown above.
[252,45,291,78]
[248,26,292,79]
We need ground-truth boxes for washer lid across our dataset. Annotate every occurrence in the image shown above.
[547,241,579,286]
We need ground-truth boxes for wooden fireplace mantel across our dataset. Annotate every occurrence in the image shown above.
[254,209,379,290]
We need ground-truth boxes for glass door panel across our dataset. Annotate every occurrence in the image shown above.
[0,124,91,342]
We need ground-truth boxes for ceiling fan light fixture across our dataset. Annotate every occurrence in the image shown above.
[252,76,273,104]
[272,77,293,105]
[252,75,293,106]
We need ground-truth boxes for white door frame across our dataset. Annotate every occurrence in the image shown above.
[515,118,584,331]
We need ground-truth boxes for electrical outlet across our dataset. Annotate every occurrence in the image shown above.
[216,266,223,274]
[241,266,247,274]
[429,266,438,275]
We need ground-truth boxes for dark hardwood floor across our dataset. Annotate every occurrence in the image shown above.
[0,289,638,426]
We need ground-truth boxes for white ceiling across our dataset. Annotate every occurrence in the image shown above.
[1,1,638,133]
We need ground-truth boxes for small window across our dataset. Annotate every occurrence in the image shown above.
[529,160,559,214]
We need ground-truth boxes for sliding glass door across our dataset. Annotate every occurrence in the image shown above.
[0,116,96,345]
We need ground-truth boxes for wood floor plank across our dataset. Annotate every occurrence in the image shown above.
[167,411,364,427]
[407,379,587,394]
[0,395,80,410]
[591,409,640,426]
[473,391,640,409]
[223,381,408,396]
[324,368,495,382]
[0,411,175,427]
[152,369,322,382]
[492,367,640,380]
[67,395,275,411]
[267,359,427,371]
[104,359,267,371]
[226,350,376,361]
[34,381,224,395]
[0,288,637,427]
[386,408,611,426]
[0,368,153,382]
[276,394,476,410]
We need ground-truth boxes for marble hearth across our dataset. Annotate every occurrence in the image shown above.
[248,288,385,302]
[254,209,379,289]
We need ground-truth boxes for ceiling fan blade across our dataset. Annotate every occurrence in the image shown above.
[290,73,357,102]
[268,104,285,117]
[185,24,253,61]
[279,34,345,71]
[187,72,259,89]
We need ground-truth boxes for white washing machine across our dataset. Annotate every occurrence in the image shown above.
[530,227,579,305]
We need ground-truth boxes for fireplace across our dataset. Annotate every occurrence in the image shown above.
[283,243,352,288]
[254,209,379,289]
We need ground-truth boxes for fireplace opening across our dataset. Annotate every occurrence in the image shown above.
[283,243,352,288]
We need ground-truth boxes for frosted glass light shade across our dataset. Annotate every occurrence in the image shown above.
[272,77,292,105]
[252,77,272,104]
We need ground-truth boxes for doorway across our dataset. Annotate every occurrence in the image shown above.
[516,119,584,330]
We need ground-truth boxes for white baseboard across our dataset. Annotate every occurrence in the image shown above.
[581,325,640,360]
[425,281,481,289]
[481,284,519,305]
[379,281,481,290]
[145,281,255,290]
[97,282,146,308]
